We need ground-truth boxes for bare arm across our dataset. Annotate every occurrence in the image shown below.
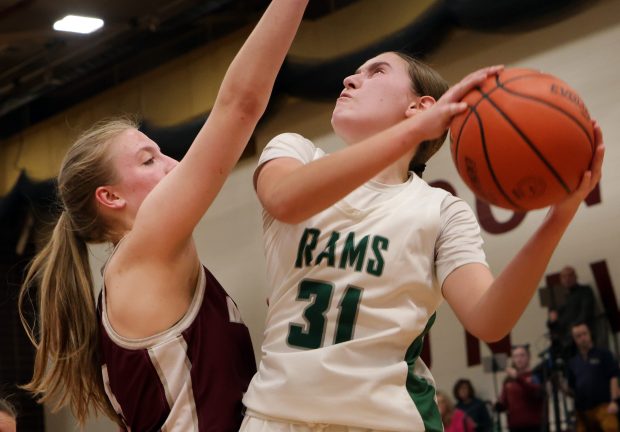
[104,0,309,338]
[443,125,604,341]
[256,66,504,224]
[133,0,309,255]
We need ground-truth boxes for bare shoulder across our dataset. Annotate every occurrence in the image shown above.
[103,237,201,339]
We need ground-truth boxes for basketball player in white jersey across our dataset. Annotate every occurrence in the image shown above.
[241,52,604,431]
[18,1,308,430]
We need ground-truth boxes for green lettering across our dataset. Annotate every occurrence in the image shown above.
[334,286,363,344]
[339,233,368,272]
[287,280,333,349]
[367,236,389,276]
[315,231,340,267]
[295,228,321,268]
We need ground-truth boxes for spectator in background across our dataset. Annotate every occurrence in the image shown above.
[453,378,493,432]
[0,398,16,432]
[548,266,596,361]
[566,322,619,432]
[496,344,545,432]
[437,390,476,432]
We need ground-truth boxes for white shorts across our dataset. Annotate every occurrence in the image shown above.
[240,410,387,432]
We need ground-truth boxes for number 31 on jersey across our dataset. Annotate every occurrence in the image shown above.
[287,279,363,349]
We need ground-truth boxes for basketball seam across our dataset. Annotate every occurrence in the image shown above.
[453,88,522,210]
[452,86,497,162]
[452,71,585,209]
[452,77,531,161]
[496,76,594,151]
[471,107,522,210]
[454,73,553,161]
[498,73,545,86]
[485,80,571,194]
[451,90,480,163]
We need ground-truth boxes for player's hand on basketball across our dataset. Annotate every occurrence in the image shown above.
[442,65,504,106]
[553,121,604,212]
[413,65,504,141]
[585,121,604,186]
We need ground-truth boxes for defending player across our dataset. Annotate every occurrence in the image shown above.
[19,1,309,430]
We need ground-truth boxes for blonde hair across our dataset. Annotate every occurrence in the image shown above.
[19,117,139,426]
[393,52,450,177]
[436,389,456,424]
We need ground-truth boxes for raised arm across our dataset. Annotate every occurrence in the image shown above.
[133,0,309,254]
[256,66,504,224]
[443,124,605,341]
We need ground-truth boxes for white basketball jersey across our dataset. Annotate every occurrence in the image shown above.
[243,133,487,432]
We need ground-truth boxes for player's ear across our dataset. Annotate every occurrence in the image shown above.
[95,186,126,210]
[406,96,436,117]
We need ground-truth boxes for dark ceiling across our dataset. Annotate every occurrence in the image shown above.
[0,0,360,139]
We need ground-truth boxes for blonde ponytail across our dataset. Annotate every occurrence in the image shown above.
[18,117,137,427]
[19,212,118,425]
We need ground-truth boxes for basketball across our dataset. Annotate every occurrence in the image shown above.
[449,68,595,211]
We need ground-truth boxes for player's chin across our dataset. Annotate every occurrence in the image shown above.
[330,109,345,129]
[330,113,356,138]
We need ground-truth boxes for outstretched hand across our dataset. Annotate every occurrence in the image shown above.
[415,65,504,142]
[550,121,604,217]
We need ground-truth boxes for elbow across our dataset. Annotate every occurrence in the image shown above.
[219,87,268,121]
[263,197,307,225]
[236,94,267,120]
[459,304,515,343]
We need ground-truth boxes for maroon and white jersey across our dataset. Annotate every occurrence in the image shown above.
[98,266,256,431]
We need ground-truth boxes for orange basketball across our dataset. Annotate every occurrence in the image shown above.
[449,68,595,211]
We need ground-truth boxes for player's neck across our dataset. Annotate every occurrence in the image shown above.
[371,157,410,185]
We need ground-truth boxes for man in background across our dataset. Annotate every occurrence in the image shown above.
[548,266,596,361]
[565,322,619,432]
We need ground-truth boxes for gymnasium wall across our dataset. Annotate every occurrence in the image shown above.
[6,0,617,429]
